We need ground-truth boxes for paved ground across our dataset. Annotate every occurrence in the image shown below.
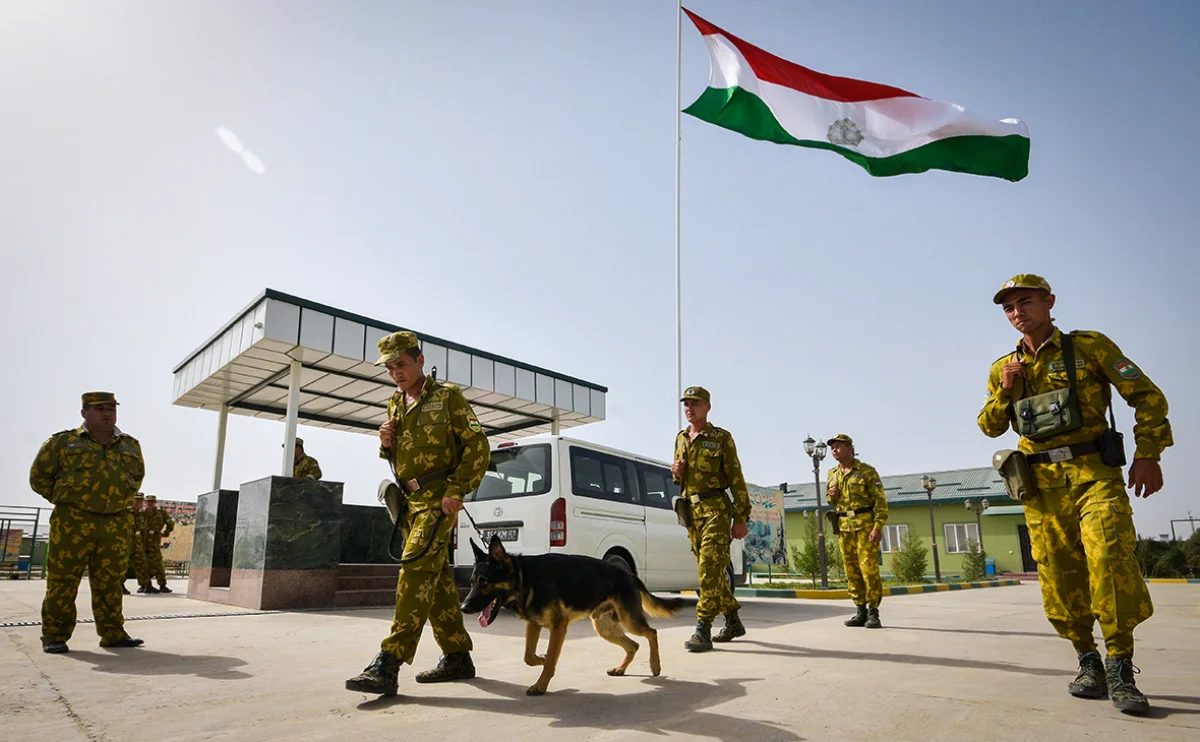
[2,578,1197,741]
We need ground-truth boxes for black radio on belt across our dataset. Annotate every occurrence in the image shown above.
[1097,400,1126,468]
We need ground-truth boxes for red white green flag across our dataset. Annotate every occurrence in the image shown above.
[682,9,1030,182]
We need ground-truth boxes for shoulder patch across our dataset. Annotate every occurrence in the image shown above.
[1112,358,1141,380]
[466,415,483,433]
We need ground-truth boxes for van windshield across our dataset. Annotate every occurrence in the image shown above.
[468,444,552,501]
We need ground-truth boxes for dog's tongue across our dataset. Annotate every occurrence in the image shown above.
[479,599,498,628]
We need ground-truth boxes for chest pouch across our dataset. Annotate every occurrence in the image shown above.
[1012,332,1084,442]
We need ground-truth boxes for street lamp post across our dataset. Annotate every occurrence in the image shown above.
[920,474,942,583]
[965,498,990,554]
[803,436,829,589]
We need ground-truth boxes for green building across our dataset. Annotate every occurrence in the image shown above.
[759,466,1035,578]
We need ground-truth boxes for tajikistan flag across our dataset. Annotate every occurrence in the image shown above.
[683,9,1030,182]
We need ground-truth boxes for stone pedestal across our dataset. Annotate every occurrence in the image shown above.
[188,477,343,610]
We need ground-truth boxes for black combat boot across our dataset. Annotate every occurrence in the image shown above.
[136,585,147,593]
[1067,650,1106,699]
[157,584,172,594]
[865,607,882,629]
[345,651,401,696]
[145,585,161,594]
[844,605,868,627]
[684,622,713,652]
[121,584,130,595]
[414,652,476,683]
[712,610,746,642]
[1105,656,1150,714]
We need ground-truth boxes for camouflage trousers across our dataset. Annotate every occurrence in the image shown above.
[42,506,132,645]
[147,537,167,585]
[1024,477,1152,658]
[687,496,739,624]
[840,527,883,608]
[127,531,150,587]
[380,507,472,664]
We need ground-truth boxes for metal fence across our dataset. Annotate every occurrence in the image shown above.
[0,505,51,579]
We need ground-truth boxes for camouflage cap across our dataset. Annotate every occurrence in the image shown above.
[82,391,119,407]
[993,274,1052,304]
[826,434,854,446]
[134,493,145,500]
[680,386,711,402]
[145,495,157,502]
[373,331,420,366]
[282,438,304,448]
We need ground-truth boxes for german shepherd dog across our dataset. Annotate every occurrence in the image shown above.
[460,535,688,696]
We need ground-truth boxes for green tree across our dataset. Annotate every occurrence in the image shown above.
[790,514,821,587]
[1185,529,1200,578]
[961,538,987,582]
[827,534,845,581]
[891,528,928,584]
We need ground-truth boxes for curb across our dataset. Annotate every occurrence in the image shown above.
[682,578,1023,600]
[1144,578,1200,584]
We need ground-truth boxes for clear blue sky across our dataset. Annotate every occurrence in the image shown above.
[2,1,1196,538]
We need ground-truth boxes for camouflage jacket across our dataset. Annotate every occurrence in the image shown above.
[29,426,145,514]
[978,328,1172,489]
[826,459,889,532]
[379,377,490,511]
[672,423,752,524]
[145,509,175,539]
[293,455,322,480]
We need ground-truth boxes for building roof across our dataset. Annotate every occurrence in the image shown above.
[748,464,1014,512]
[172,289,607,440]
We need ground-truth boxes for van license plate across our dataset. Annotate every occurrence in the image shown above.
[479,528,518,542]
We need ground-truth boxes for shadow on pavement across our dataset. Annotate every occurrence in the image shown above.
[357,676,803,742]
[730,639,1068,677]
[65,648,253,680]
[887,625,1058,640]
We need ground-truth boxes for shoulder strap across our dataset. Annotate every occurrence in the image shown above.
[1061,331,1079,401]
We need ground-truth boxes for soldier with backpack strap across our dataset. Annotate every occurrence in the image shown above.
[979,274,1173,715]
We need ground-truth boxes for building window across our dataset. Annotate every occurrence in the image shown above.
[880,524,908,554]
[944,523,980,554]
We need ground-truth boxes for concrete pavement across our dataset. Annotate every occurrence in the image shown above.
[2,578,1197,741]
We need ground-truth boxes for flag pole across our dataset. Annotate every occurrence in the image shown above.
[674,0,683,431]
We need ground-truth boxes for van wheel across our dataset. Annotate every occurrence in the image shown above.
[605,553,633,576]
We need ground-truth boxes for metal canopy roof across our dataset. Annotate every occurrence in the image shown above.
[172,290,607,440]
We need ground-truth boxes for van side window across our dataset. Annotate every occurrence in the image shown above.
[640,465,675,510]
[570,447,639,505]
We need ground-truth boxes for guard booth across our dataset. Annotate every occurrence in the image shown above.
[174,289,605,610]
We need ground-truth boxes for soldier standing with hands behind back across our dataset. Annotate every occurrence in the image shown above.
[29,392,145,653]
[672,386,751,653]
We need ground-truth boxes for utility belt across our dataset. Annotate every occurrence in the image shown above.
[399,467,456,495]
[994,433,1125,503]
[687,489,727,505]
[1023,441,1100,465]
[825,505,874,535]
[834,505,875,518]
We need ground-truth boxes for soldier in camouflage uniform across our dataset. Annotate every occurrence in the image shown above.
[289,438,322,480]
[29,392,146,653]
[125,494,152,594]
[143,495,175,592]
[979,274,1172,715]
[825,434,889,629]
[672,386,751,652]
[346,331,490,696]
